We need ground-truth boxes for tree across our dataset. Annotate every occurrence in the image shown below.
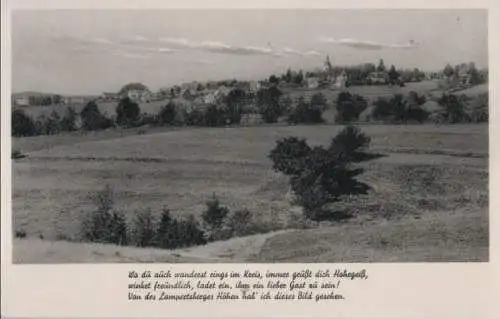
[225,88,246,124]
[377,59,386,72]
[288,96,324,124]
[467,62,481,85]
[438,93,469,123]
[284,68,293,83]
[294,70,304,85]
[176,215,207,246]
[44,110,62,135]
[443,63,454,78]
[202,194,229,231]
[155,209,178,249]
[116,97,141,127]
[158,101,177,125]
[81,101,110,131]
[269,126,374,220]
[269,74,280,84]
[388,65,400,85]
[335,92,368,123]
[131,210,156,247]
[60,107,77,131]
[12,109,37,137]
[118,82,149,96]
[257,87,283,123]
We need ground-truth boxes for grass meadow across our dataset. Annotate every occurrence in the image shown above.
[12,123,488,262]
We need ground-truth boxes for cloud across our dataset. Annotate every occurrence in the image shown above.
[159,37,282,57]
[281,47,322,57]
[111,51,151,59]
[318,37,418,50]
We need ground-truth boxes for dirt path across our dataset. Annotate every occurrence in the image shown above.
[13,230,291,264]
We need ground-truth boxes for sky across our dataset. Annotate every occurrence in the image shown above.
[12,9,488,95]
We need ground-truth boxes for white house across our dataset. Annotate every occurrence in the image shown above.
[333,70,348,89]
[306,77,319,89]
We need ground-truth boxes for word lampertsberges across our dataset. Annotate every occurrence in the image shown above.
[158,292,214,301]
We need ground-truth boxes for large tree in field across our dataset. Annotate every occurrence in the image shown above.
[81,101,111,131]
[116,97,141,127]
[269,126,376,220]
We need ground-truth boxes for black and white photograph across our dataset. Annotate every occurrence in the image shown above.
[11,9,489,264]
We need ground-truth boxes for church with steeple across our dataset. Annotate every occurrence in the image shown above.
[321,54,347,89]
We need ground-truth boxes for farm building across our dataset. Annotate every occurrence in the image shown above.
[306,77,319,89]
[101,92,120,101]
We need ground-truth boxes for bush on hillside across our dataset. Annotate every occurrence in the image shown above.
[155,209,206,248]
[158,101,177,125]
[202,194,229,232]
[81,101,114,131]
[12,109,37,137]
[372,94,429,123]
[257,86,283,123]
[116,97,141,127]
[470,93,488,123]
[438,93,470,123]
[80,186,128,245]
[269,125,375,220]
[335,92,368,123]
[131,209,157,247]
[59,107,77,132]
[287,96,324,124]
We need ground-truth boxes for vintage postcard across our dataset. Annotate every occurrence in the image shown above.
[1,0,499,318]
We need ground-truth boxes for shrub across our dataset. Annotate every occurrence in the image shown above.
[155,209,179,249]
[131,210,157,247]
[287,96,324,124]
[60,107,77,131]
[12,109,37,137]
[176,215,207,247]
[335,92,367,123]
[257,87,283,123]
[15,229,27,239]
[155,209,206,248]
[158,101,177,125]
[12,149,26,159]
[221,209,254,237]
[470,93,488,123]
[269,125,375,220]
[269,137,311,176]
[202,194,230,231]
[116,97,141,127]
[80,186,128,245]
[81,101,113,130]
[438,93,470,123]
[204,104,227,127]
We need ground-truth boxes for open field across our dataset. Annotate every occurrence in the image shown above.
[12,123,488,262]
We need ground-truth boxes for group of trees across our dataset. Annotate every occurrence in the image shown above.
[269,126,377,220]
[269,69,305,86]
[442,62,487,86]
[12,107,79,137]
[80,185,275,249]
